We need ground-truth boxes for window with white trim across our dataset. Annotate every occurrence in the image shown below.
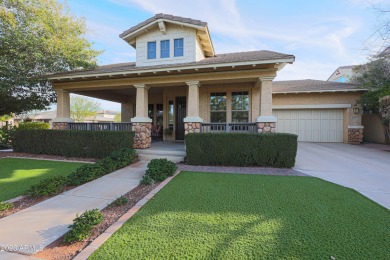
[147,41,156,59]
[210,92,227,122]
[174,38,184,57]
[231,91,249,122]
[160,40,170,58]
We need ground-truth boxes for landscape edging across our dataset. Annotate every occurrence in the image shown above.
[73,170,180,260]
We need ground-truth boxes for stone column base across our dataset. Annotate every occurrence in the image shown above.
[348,126,364,144]
[132,122,152,149]
[257,122,276,133]
[52,122,69,130]
[185,122,201,134]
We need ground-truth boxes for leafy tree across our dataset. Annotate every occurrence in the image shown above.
[0,0,102,116]
[353,58,390,143]
[71,95,101,122]
[0,114,12,122]
[114,113,121,122]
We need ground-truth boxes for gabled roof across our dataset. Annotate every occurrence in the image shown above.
[273,79,365,93]
[327,65,358,81]
[120,13,215,57]
[48,50,295,80]
[119,13,207,38]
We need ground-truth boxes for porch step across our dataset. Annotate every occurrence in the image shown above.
[136,149,186,163]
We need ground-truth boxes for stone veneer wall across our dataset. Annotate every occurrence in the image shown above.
[257,122,276,133]
[52,122,68,130]
[185,122,201,134]
[132,122,152,149]
[348,128,363,143]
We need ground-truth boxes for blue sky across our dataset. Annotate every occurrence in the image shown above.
[65,0,388,111]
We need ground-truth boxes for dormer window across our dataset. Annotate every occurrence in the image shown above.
[160,40,170,58]
[174,38,184,57]
[147,41,156,59]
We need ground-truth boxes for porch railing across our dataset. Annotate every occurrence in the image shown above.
[67,122,133,131]
[200,123,257,133]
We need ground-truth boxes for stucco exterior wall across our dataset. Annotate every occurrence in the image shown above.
[136,24,198,67]
[362,114,386,144]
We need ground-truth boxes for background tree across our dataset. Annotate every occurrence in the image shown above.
[114,113,121,122]
[0,0,102,116]
[71,96,101,122]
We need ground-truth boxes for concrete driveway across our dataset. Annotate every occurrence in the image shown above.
[294,142,390,210]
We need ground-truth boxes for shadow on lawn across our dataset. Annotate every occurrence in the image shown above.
[0,158,84,201]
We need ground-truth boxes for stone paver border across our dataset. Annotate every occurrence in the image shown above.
[0,156,94,164]
[178,164,308,176]
[73,170,180,260]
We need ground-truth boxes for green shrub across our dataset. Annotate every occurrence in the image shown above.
[67,148,137,186]
[140,174,154,185]
[185,133,298,168]
[26,176,68,198]
[63,209,103,244]
[0,126,14,149]
[110,196,128,207]
[67,164,106,186]
[17,122,50,130]
[12,130,134,158]
[0,202,13,211]
[143,158,177,183]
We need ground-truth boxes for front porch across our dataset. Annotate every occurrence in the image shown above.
[50,60,290,149]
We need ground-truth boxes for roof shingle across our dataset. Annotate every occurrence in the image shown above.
[273,79,361,93]
[48,50,295,78]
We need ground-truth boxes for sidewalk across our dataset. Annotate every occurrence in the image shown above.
[0,161,146,257]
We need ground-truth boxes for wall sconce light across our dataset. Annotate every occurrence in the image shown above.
[353,107,360,114]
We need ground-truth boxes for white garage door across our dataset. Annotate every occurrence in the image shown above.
[274,109,344,142]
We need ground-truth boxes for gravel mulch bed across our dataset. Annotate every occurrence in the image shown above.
[0,152,97,163]
[178,164,308,176]
[34,183,159,260]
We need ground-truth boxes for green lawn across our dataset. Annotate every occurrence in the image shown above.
[91,171,390,259]
[0,158,85,201]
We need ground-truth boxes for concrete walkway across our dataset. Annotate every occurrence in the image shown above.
[295,142,390,210]
[0,161,146,257]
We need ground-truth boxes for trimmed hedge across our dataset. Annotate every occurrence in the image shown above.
[185,133,298,168]
[17,122,50,130]
[12,130,134,158]
[67,148,137,186]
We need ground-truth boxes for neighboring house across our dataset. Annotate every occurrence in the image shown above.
[327,65,358,83]
[47,14,365,148]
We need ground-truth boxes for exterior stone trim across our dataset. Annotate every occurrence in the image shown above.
[184,122,201,135]
[132,122,152,149]
[257,122,276,133]
[348,127,363,144]
[52,122,69,130]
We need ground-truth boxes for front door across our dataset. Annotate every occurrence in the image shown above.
[175,97,186,140]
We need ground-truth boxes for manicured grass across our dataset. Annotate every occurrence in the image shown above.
[0,158,85,201]
[91,172,390,259]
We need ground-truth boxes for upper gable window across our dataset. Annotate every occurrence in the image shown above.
[160,40,170,58]
[147,41,156,59]
[174,38,184,57]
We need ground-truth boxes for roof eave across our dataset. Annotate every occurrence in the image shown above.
[48,57,295,81]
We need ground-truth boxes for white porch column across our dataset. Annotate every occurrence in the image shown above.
[256,77,277,133]
[131,84,152,123]
[184,81,203,134]
[52,89,74,129]
[131,84,152,149]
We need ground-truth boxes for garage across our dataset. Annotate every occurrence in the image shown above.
[274,109,344,142]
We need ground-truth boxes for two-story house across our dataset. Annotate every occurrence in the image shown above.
[48,14,365,147]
